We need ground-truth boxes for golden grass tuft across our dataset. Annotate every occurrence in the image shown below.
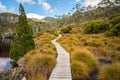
[58,33,120,62]
[71,49,99,72]
[34,33,57,57]
[98,63,120,80]
[83,40,103,47]
[71,27,79,33]
[71,61,90,80]
[24,49,40,61]
[58,27,120,80]
[28,75,45,80]
[24,33,57,80]
[25,53,56,79]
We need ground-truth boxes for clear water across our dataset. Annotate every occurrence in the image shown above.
[0,39,12,72]
[0,58,11,72]
[89,59,111,80]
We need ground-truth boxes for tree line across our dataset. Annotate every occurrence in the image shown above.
[54,0,120,27]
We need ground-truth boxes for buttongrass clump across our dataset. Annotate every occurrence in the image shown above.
[71,61,90,80]
[98,63,120,80]
[71,49,99,72]
[25,53,56,80]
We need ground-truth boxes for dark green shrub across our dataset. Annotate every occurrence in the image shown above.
[98,63,120,80]
[83,20,109,34]
[71,61,90,80]
[109,13,120,26]
[46,30,58,36]
[61,26,72,34]
[109,13,120,20]
[106,23,120,36]
[10,4,35,66]
[67,26,72,30]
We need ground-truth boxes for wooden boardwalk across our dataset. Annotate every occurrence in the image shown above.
[49,34,72,80]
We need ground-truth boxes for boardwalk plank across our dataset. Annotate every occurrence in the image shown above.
[49,34,72,80]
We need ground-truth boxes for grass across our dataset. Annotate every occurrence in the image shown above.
[71,61,90,80]
[34,33,56,57]
[83,40,103,47]
[58,27,120,80]
[58,27,120,62]
[24,33,57,80]
[71,49,99,72]
[27,75,46,80]
[98,63,120,80]
[22,26,120,80]
[25,54,56,79]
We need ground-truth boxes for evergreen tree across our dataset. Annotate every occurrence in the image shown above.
[9,4,35,66]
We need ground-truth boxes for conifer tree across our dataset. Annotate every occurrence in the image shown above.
[9,4,35,66]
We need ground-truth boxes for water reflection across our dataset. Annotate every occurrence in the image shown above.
[0,58,11,72]
[0,38,12,72]
[0,38,13,57]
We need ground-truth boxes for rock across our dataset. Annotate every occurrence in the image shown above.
[0,58,26,80]
[22,76,26,80]
[17,58,26,67]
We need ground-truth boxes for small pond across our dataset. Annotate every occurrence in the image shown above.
[89,59,111,80]
[0,38,12,72]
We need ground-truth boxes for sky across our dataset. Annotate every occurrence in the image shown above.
[0,0,101,19]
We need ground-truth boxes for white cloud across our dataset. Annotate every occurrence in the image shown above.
[38,0,51,11]
[16,0,36,5]
[75,0,80,2]
[49,9,53,13]
[26,13,45,20]
[0,2,6,12]
[0,2,15,13]
[84,0,102,7]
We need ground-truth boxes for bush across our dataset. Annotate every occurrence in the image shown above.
[109,13,120,20]
[109,13,120,26]
[98,63,120,80]
[106,23,120,36]
[61,26,72,33]
[83,20,109,34]
[71,49,99,72]
[46,30,58,36]
[10,43,24,66]
[25,53,56,79]
[71,61,90,80]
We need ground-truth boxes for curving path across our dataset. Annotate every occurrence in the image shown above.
[49,34,72,80]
